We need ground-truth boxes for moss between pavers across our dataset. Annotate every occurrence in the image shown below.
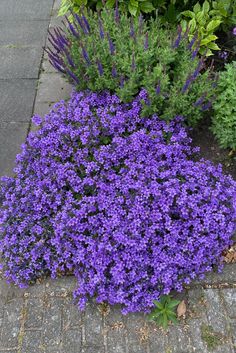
[200,324,226,351]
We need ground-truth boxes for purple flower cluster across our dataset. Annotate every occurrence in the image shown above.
[0,90,235,313]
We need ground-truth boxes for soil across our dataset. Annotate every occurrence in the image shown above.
[190,117,236,180]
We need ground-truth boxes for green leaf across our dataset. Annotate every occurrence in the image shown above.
[167,299,181,308]
[139,1,155,13]
[200,34,218,45]
[189,18,197,31]
[162,313,168,329]
[153,300,164,309]
[168,313,178,324]
[196,10,206,25]
[181,10,195,18]
[202,1,210,14]
[207,42,221,50]
[128,0,139,15]
[193,2,201,14]
[206,19,222,32]
[106,0,116,7]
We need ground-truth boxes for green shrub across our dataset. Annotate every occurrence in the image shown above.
[181,0,236,56]
[48,9,216,126]
[211,62,236,150]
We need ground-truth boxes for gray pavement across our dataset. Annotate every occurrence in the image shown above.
[0,0,54,176]
[0,1,236,352]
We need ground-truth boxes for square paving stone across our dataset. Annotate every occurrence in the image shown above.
[221,289,236,318]
[0,122,28,176]
[0,79,36,122]
[0,20,48,47]
[106,306,127,353]
[21,330,42,353]
[126,313,147,353]
[0,0,53,20]
[0,298,24,349]
[204,289,228,333]
[25,298,44,329]
[61,329,82,352]
[41,298,64,347]
[84,303,103,346]
[0,47,42,79]
[36,73,73,103]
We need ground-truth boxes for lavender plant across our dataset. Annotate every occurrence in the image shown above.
[46,8,216,126]
[0,90,235,314]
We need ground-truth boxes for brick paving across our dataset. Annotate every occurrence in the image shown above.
[0,1,236,352]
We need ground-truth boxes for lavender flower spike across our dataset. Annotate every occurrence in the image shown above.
[188,32,198,50]
[81,45,91,65]
[97,60,104,76]
[181,75,192,93]
[107,33,115,55]
[130,17,135,38]
[173,25,182,49]
[81,12,91,34]
[65,68,80,84]
[144,32,148,50]
[98,17,104,39]
[112,64,117,77]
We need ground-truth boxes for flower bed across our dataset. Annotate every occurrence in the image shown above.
[1,90,235,313]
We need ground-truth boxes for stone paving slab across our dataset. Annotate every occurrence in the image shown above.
[0,46,43,79]
[0,79,37,122]
[0,20,49,46]
[0,0,54,21]
[0,122,29,176]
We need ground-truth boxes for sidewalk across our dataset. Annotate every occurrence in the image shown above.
[0,1,236,352]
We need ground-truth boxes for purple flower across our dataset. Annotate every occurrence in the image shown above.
[188,32,198,50]
[98,17,104,39]
[173,26,182,49]
[218,51,228,61]
[107,33,115,55]
[32,115,42,126]
[0,90,235,314]
[112,64,117,77]
[233,27,236,36]
[65,68,80,84]
[130,18,135,38]
[97,60,104,76]
[81,45,91,65]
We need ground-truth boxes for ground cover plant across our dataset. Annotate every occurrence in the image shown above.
[47,7,216,125]
[0,90,235,314]
[211,61,236,151]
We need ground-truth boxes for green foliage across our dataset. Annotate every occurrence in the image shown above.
[211,62,236,150]
[53,9,216,126]
[58,0,155,17]
[181,0,236,56]
[147,295,180,329]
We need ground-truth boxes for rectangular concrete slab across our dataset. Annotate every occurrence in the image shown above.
[0,122,28,176]
[0,0,53,20]
[0,20,49,46]
[36,73,73,103]
[0,79,37,122]
[0,47,43,79]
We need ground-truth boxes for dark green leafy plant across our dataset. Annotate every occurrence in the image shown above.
[48,9,216,125]
[147,295,180,329]
[211,62,236,150]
